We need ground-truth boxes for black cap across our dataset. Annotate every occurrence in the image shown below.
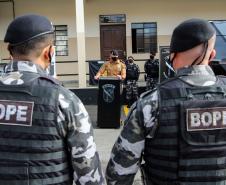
[4,14,54,46]
[110,49,119,57]
[170,18,216,53]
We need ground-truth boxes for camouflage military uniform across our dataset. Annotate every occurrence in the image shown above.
[106,65,216,185]
[1,61,105,185]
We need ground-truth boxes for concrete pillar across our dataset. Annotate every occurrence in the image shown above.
[75,0,86,88]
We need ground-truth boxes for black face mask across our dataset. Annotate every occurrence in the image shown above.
[128,59,133,63]
[112,57,117,61]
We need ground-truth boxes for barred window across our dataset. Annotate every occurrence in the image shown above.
[131,22,157,53]
[54,25,68,56]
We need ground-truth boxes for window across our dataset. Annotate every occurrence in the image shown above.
[54,25,68,56]
[210,20,226,60]
[131,22,157,53]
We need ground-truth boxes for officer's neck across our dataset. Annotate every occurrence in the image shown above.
[12,55,31,62]
[12,55,47,70]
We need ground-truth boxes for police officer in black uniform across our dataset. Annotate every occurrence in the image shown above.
[124,56,140,108]
[106,19,226,185]
[144,52,159,90]
[1,14,104,185]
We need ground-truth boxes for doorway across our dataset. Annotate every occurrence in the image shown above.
[100,24,126,61]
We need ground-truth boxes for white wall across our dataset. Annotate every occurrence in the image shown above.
[14,0,77,36]
[0,2,14,40]
[85,0,226,37]
[85,0,226,59]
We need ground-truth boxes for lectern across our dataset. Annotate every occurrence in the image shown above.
[97,77,121,128]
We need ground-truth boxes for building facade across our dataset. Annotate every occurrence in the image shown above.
[0,0,226,87]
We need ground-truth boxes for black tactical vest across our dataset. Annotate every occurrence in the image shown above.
[144,59,159,78]
[0,74,73,185]
[126,63,139,80]
[143,76,226,185]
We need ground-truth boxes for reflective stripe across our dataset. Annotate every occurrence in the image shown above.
[180,157,226,166]
[0,174,70,185]
[180,169,226,177]
[0,126,58,135]
[0,138,63,148]
[0,151,65,160]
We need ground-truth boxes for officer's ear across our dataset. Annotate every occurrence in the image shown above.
[209,49,216,62]
[40,45,52,69]
[43,45,53,62]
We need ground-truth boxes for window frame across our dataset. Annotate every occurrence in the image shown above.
[131,22,157,54]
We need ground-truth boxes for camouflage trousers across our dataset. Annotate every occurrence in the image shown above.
[125,80,138,107]
[145,77,158,91]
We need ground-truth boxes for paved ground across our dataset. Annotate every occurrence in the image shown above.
[94,129,142,185]
[85,105,142,185]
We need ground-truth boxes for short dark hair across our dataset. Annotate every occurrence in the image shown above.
[128,56,134,60]
[8,33,54,58]
[110,49,119,57]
